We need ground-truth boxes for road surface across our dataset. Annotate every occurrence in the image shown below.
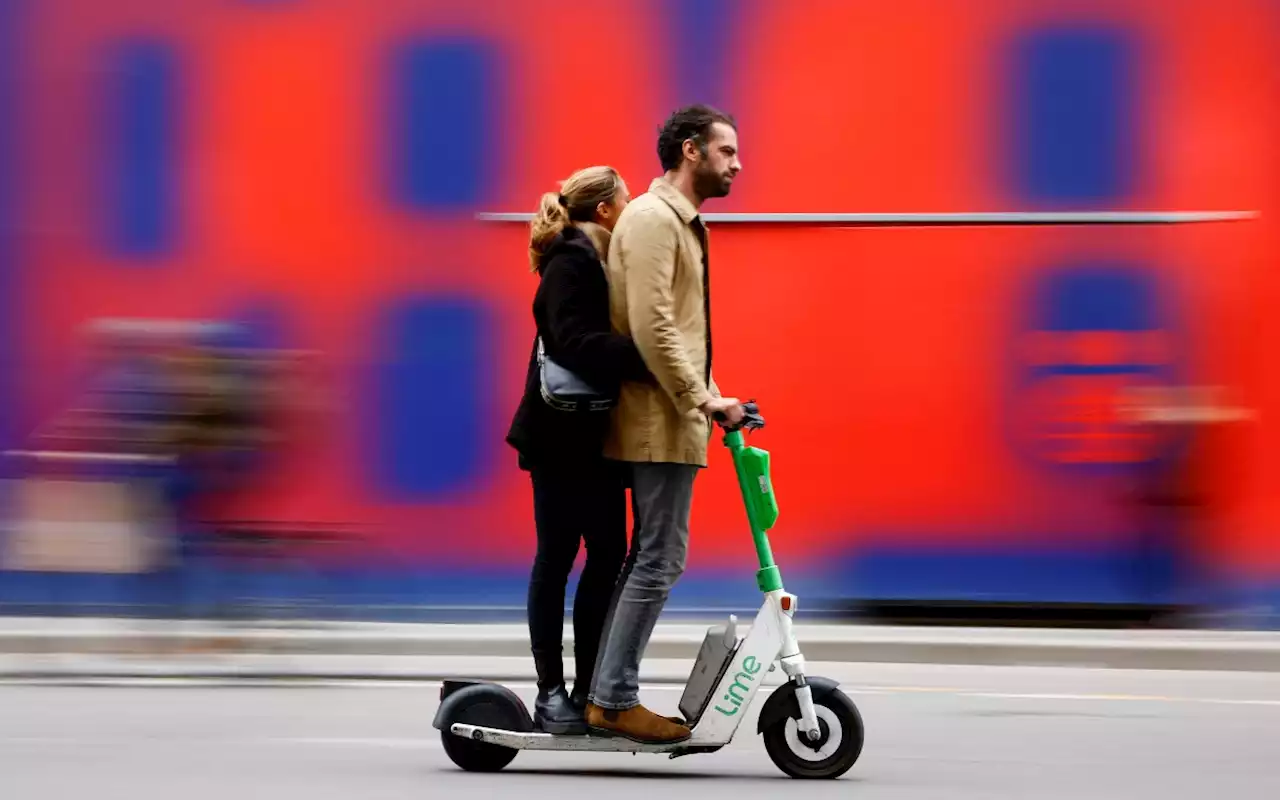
[3,661,1278,799]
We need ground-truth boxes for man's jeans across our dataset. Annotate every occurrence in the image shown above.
[589,462,698,710]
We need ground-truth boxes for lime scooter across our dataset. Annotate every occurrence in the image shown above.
[432,402,865,779]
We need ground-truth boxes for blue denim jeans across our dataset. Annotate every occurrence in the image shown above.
[589,462,699,710]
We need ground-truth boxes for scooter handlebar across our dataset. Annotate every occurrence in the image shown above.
[713,400,765,433]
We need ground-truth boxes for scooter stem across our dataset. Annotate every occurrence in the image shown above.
[724,429,784,593]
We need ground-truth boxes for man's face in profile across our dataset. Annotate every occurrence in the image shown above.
[692,122,741,199]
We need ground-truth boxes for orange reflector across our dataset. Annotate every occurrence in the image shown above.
[781,596,792,611]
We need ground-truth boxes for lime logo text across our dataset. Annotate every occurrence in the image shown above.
[714,655,763,716]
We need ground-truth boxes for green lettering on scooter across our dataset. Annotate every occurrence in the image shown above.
[714,656,764,717]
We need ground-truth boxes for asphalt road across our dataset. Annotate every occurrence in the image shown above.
[2,661,1279,799]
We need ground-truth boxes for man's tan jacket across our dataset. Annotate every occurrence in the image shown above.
[603,177,720,467]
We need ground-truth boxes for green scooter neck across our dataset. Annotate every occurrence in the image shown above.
[723,429,784,593]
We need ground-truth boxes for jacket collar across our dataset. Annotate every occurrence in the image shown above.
[539,222,611,274]
[573,221,611,261]
[648,176,700,226]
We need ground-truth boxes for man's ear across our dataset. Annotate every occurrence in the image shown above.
[682,137,702,163]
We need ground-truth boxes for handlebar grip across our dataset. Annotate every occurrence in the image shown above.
[714,400,766,432]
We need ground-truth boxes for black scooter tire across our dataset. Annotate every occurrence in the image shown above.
[439,686,526,773]
[761,687,864,779]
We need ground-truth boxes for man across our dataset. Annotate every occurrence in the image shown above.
[585,105,745,743]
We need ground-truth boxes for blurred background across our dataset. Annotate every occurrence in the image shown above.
[0,0,1277,628]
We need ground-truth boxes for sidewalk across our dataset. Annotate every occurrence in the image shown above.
[3,617,1280,679]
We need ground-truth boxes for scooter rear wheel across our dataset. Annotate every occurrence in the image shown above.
[762,687,864,779]
[439,686,526,772]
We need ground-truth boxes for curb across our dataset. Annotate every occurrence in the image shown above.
[4,623,1280,674]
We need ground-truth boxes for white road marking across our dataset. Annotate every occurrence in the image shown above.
[265,737,438,749]
[0,735,440,748]
[876,688,1280,708]
[2,678,1279,710]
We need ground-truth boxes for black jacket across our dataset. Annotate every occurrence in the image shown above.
[505,225,650,471]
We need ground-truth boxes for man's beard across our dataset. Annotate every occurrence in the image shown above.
[694,165,732,200]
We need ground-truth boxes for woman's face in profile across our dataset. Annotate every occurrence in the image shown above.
[599,180,630,231]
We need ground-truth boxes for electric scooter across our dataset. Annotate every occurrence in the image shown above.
[432,403,865,779]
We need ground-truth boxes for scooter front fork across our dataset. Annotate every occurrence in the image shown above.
[776,600,822,741]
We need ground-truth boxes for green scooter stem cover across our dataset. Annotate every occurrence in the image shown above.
[724,429,784,592]
[735,444,779,532]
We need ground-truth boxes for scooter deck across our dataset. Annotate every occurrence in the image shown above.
[449,723,723,754]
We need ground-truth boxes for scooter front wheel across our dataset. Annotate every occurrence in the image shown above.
[762,687,864,779]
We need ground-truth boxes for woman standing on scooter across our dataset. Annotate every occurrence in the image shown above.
[506,166,651,735]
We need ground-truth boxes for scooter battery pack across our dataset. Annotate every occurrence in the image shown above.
[679,622,741,723]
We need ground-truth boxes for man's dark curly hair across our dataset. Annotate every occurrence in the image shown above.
[656,104,737,172]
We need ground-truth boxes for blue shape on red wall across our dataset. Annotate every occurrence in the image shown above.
[1006,25,1139,204]
[386,37,499,211]
[368,295,495,500]
[102,39,179,258]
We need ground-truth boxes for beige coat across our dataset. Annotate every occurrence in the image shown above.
[603,177,720,467]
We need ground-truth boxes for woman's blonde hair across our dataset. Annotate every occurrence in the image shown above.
[528,166,623,271]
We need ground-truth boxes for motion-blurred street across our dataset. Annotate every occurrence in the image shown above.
[4,660,1278,799]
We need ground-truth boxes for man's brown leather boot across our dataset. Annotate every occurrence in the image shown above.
[585,703,692,743]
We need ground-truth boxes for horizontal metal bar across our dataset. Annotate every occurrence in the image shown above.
[476,210,1259,226]
[83,318,243,336]
[3,450,175,464]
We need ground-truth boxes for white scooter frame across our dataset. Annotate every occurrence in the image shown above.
[435,403,864,778]
[446,588,821,754]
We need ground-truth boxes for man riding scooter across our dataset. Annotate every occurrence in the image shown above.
[585,104,747,744]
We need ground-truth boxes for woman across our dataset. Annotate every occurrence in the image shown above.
[506,166,651,734]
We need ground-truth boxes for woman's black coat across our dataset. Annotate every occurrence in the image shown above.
[505,224,650,471]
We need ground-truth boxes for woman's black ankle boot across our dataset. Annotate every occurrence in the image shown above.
[533,651,586,735]
[535,685,586,735]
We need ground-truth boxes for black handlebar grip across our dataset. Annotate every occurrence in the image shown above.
[713,400,765,432]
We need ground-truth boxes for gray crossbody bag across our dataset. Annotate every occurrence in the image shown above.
[537,337,616,412]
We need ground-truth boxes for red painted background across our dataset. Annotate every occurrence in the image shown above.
[6,0,1279,606]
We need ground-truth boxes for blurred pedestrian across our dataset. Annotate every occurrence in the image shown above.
[1116,384,1255,621]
